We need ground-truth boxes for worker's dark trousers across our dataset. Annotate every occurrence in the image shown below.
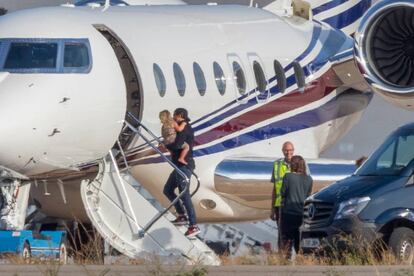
[280,212,303,258]
[163,166,197,226]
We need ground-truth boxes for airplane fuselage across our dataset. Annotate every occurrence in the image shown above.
[0,5,371,222]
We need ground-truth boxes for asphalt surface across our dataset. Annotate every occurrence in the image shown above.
[0,265,413,275]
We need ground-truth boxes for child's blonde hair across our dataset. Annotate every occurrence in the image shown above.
[159,110,174,128]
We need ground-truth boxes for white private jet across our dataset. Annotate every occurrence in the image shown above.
[0,0,410,264]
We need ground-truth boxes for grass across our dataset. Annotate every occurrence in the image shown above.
[219,235,400,266]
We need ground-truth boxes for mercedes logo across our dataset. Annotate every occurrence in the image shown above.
[308,203,316,220]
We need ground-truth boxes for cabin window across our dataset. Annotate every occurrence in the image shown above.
[232,61,246,95]
[173,63,186,96]
[64,43,90,68]
[253,61,267,93]
[293,61,306,92]
[4,42,58,70]
[274,60,286,93]
[153,63,166,97]
[213,62,226,95]
[193,62,206,96]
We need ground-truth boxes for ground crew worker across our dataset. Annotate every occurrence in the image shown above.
[270,141,294,223]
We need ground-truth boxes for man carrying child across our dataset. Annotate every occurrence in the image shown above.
[161,108,200,238]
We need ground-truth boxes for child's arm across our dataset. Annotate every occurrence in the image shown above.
[173,121,187,132]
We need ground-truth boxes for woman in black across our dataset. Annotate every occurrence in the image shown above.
[280,155,313,258]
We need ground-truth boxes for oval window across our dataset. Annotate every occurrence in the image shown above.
[253,61,267,93]
[193,62,206,96]
[173,63,186,96]
[232,61,246,95]
[153,63,166,97]
[274,60,286,93]
[293,61,306,92]
[213,62,226,95]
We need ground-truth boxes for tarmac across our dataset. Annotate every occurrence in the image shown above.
[1,265,414,275]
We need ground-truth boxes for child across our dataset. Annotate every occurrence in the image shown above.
[159,110,190,165]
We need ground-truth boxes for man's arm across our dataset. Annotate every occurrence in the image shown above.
[168,127,186,150]
[173,121,187,132]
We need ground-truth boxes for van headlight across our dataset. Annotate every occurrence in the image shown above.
[334,197,370,220]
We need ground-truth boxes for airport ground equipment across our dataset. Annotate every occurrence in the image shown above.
[301,122,414,264]
[80,114,220,265]
[0,167,67,263]
[0,230,67,263]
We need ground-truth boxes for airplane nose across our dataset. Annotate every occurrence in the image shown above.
[0,72,53,174]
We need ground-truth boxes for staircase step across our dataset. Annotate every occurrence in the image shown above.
[80,154,220,265]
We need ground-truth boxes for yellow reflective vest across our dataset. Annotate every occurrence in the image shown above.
[273,159,290,207]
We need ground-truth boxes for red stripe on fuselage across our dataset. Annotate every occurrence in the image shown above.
[194,69,340,145]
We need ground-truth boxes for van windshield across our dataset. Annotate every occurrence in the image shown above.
[357,129,414,176]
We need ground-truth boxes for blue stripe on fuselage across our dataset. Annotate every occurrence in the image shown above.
[322,0,371,30]
[312,0,349,16]
[193,91,359,157]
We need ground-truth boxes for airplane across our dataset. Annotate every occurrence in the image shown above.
[0,0,411,264]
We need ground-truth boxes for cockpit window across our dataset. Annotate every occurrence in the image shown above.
[64,43,89,68]
[0,39,92,74]
[4,42,58,69]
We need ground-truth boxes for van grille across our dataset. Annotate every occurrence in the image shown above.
[303,201,334,228]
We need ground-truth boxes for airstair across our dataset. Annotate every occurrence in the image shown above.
[80,113,220,265]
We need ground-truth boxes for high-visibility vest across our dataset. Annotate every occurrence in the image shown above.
[273,159,290,207]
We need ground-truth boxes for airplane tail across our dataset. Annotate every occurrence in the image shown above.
[264,0,372,35]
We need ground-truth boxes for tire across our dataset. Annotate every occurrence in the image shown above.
[21,242,31,263]
[59,241,68,265]
[389,227,414,264]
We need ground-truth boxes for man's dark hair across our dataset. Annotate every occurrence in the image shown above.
[0,7,7,16]
[290,155,306,175]
[174,108,190,122]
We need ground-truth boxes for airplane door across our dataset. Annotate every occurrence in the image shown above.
[227,54,250,104]
[247,53,270,103]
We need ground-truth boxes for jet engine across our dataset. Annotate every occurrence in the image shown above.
[354,0,414,110]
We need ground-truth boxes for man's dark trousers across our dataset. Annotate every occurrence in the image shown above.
[163,166,196,226]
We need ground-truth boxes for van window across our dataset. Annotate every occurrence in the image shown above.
[213,62,226,95]
[193,62,206,96]
[357,130,414,176]
[153,63,166,97]
[274,60,286,93]
[253,61,266,93]
[173,63,186,96]
[4,42,58,69]
[232,61,246,95]
[293,61,306,92]
[64,43,90,68]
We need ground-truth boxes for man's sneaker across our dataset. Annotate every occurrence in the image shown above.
[171,215,188,226]
[185,225,201,238]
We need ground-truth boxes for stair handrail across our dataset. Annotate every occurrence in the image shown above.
[126,112,201,190]
[123,113,199,236]
[108,149,141,231]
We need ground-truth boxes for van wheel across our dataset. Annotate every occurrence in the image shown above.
[389,227,414,264]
